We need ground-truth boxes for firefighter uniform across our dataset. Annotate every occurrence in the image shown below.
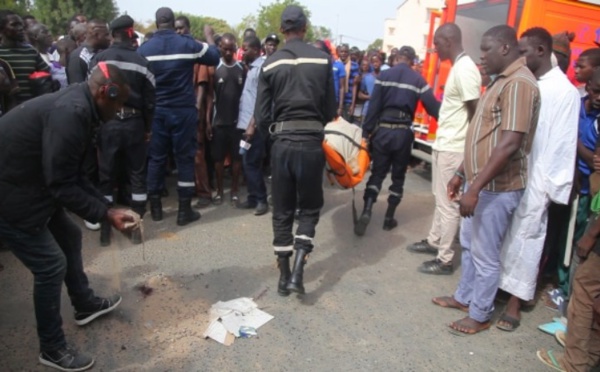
[255,6,337,296]
[89,15,155,245]
[138,7,220,225]
[355,46,440,236]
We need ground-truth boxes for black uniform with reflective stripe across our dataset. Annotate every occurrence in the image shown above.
[255,38,336,139]
[362,62,440,135]
[89,42,156,128]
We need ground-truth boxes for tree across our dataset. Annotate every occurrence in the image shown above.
[255,0,315,42]
[312,25,332,41]
[32,0,118,36]
[367,38,383,52]
[0,0,32,14]
[175,12,234,41]
[234,14,257,40]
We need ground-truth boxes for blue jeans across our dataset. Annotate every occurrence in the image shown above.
[243,130,267,204]
[454,189,523,322]
[147,106,198,198]
[0,208,95,352]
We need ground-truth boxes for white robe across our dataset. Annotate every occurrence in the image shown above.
[499,67,580,301]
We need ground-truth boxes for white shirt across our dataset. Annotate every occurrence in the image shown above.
[432,54,481,153]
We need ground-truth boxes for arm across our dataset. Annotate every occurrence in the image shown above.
[205,69,215,140]
[577,213,600,260]
[195,40,220,67]
[578,139,595,169]
[143,65,156,135]
[349,75,360,115]
[338,76,346,116]
[35,52,51,73]
[362,80,383,138]
[419,84,440,120]
[465,99,478,123]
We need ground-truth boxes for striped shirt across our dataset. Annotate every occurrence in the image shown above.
[0,45,50,104]
[464,57,540,192]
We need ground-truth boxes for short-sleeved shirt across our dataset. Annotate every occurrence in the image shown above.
[433,54,481,153]
[464,57,540,192]
[577,96,599,195]
[332,60,346,104]
[212,60,245,127]
[238,56,265,130]
[0,44,50,104]
[339,59,359,104]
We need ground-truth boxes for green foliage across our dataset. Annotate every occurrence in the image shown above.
[175,12,234,41]
[233,14,257,40]
[32,0,118,36]
[0,0,32,14]
[254,0,332,42]
[367,38,383,52]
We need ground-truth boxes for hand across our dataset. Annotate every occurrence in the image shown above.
[348,105,355,117]
[576,233,596,260]
[206,123,213,141]
[245,124,255,142]
[204,25,215,44]
[459,187,479,218]
[447,175,463,202]
[594,155,600,172]
[337,107,343,118]
[106,208,135,232]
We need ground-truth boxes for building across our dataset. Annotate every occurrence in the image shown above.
[383,0,445,59]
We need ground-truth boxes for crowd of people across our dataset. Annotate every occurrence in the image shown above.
[0,3,600,372]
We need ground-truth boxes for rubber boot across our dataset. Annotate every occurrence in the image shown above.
[100,220,111,247]
[177,198,201,226]
[149,195,163,222]
[287,249,309,294]
[354,196,375,236]
[276,256,291,297]
[383,202,399,231]
[130,200,146,245]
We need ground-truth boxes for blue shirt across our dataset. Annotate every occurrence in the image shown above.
[338,59,359,104]
[138,30,220,108]
[238,56,265,130]
[332,60,346,104]
[577,96,600,195]
[360,72,377,117]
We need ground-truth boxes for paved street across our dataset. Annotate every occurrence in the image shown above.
[0,168,560,371]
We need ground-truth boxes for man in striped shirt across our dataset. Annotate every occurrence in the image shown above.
[433,25,540,335]
[0,10,50,106]
[138,7,220,226]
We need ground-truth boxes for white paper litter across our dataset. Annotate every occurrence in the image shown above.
[203,297,274,345]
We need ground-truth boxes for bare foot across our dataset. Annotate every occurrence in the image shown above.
[449,316,491,335]
[432,296,469,312]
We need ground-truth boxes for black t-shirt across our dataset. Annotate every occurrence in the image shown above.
[213,60,245,127]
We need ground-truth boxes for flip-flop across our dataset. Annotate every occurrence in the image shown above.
[555,330,566,347]
[213,194,223,206]
[536,349,566,371]
[432,296,469,312]
[496,313,520,332]
[448,318,491,336]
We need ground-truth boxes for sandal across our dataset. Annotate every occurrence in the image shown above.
[555,330,566,347]
[231,193,239,205]
[536,349,566,371]
[496,313,520,332]
[213,194,223,205]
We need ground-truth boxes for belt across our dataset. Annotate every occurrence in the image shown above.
[269,120,323,134]
[116,107,140,120]
[381,108,412,122]
[379,123,411,129]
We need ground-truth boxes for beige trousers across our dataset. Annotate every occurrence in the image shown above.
[426,150,463,264]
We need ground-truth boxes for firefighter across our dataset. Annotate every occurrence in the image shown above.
[355,46,440,236]
[90,15,155,246]
[255,5,336,296]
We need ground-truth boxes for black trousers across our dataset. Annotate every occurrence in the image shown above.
[271,138,325,256]
[98,116,147,208]
[364,127,414,205]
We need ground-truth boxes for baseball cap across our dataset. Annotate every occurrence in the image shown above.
[110,15,138,38]
[398,46,417,62]
[265,33,280,45]
[280,5,307,32]
[155,7,174,24]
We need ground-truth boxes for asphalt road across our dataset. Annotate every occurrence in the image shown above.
[0,168,561,371]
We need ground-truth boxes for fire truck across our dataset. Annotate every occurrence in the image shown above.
[411,0,600,163]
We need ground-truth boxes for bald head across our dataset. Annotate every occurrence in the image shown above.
[433,22,464,62]
[88,64,131,122]
[71,23,86,45]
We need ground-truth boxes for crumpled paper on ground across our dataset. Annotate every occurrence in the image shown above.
[203,297,274,346]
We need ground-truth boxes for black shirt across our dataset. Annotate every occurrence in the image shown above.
[89,42,156,129]
[67,44,95,84]
[0,84,108,234]
[213,60,245,127]
[255,38,336,140]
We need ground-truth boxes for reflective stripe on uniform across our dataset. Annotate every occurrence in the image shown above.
[294,234,313,242]
[262,57,329,73]
[104,195,114,203]
[376,80,430,94]
[274,245,294,252]
[145,45,209,62]
[103,60,156,87]
[131,193,147,202]
[177,181,195,187]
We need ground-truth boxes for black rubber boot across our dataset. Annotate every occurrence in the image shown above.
[287,249,309,294]
[177,198,201,226]
[100,220,111,247]
[354,196,375,236]
[276,256,291,296]
[149,195,163,222]
[383,196,400,231]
